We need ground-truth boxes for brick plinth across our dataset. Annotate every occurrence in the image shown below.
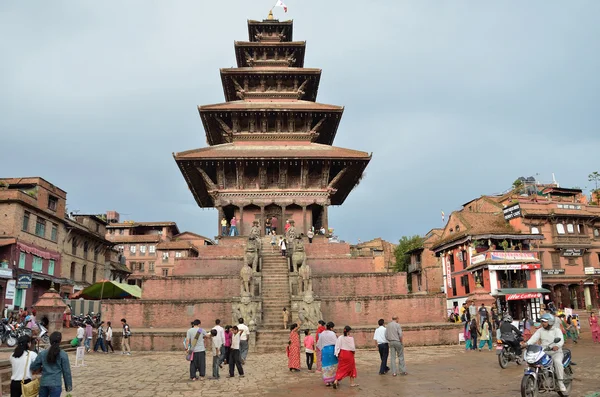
[110,323,462,352]
[102,299,233,328]
[312,273,408,296]
[173,257,243,276]
[141,276,239,300]
[320,294,448,325]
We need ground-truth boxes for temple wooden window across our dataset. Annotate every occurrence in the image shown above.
[448,253,455,272]
[577,224,585,234]
[556,224,566,235]
[551,252,561,268]
[566,223,574,234]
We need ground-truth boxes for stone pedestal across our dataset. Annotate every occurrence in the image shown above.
[33,284,67,333]
[231,295,262,327]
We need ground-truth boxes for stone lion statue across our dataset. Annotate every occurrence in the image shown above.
[291,236,306,273]
[245,236,259,272]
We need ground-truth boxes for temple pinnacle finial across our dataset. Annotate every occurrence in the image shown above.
[267,10,274,20]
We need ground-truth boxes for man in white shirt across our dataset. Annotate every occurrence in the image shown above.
[237,318,250,364]
[373,318,389,375]
[76,325,85,346]
[522,313,567,393]
[228,326,244,378]
[213,319,226,364]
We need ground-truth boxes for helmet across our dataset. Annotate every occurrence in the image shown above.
[25,315,31,322]
[503,315,513,323]
[540,313,555,326]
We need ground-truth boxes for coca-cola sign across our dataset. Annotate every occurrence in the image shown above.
[506,292,541,301]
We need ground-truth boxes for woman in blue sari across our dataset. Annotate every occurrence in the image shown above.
[316,321,337,386]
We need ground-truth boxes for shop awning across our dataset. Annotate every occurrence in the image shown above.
[0,238,16,248]
[71,280,141,300]
[494,288,551,301]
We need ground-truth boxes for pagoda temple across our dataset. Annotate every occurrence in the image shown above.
[175,12,371,236]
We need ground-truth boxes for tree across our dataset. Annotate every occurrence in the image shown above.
[393,235,425,272]
[589,171,600,192]
[589,172,600,203]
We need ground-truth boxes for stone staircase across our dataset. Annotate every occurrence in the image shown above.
[255,238,292,352]
[260,248,291,329]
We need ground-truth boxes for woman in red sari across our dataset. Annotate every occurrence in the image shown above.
[315,320,326,372]
[332,326,358,388]
[287,323,301,371]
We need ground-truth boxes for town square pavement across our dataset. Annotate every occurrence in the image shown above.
[62,340,599,397]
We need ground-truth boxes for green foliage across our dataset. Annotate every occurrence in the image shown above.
[589,171,600,191]
[393,235,424,272]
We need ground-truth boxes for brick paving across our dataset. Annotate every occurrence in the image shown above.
[63,339,600,397]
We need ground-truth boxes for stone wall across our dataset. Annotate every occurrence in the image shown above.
[312,273,408,296]
[102,299,232,328]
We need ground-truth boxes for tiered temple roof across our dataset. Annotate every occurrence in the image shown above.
[174,14,370,234]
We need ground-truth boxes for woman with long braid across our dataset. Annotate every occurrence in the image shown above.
[31,332,72,397]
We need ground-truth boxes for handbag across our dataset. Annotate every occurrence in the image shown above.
[21,351,40,397]
[186,329,202,361]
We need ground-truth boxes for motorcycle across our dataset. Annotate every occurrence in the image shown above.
[0,319,18,347]
[497,336,523,368]
[520,337,573,397]
[14,321,33,339]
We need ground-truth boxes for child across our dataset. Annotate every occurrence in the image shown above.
[303,329,315,371]
[270,231,277,252]
[279,237,287,257]
[211,329,223,379]
[228,326,244,378]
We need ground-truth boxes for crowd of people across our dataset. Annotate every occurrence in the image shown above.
[185,318,250,380]
[451,300,597,352]
[286,316,408,389]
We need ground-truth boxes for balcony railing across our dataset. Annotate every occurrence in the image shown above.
[407,262,422,273]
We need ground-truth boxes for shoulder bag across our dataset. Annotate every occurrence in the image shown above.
[21,351,40,397]
[186,329,202,361]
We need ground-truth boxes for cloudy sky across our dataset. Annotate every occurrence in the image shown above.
[2,1,599,243]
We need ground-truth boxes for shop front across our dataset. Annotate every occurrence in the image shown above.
[493,288,549,321]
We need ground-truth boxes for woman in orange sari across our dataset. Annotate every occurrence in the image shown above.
[315,320,326,372]
[287,323,301,371]
[332,326,358,389]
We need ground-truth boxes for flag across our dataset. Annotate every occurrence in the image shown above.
[441,210,445,223]
[275,0,288,12]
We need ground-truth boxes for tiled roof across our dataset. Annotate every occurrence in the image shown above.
[199,100,343,112]
[432,211,520,250]
[107,235,161,243]
[175,141,371,160]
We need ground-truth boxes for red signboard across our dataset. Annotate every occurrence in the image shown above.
[506,293,541,301]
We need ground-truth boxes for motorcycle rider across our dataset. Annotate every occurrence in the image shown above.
[499,314,523,356]
[521,313,567,394]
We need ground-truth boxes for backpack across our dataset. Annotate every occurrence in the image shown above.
[124,324,132,337]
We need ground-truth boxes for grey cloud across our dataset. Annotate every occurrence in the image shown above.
[1,1,599,243]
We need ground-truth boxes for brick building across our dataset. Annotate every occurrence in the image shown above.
[431,203,545,319]
[60,214,116,297]
[106,218,213,285]
[407,229,443,294]
[350,238,397,272]
[0,177,68,309]
[500,186,600,309]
